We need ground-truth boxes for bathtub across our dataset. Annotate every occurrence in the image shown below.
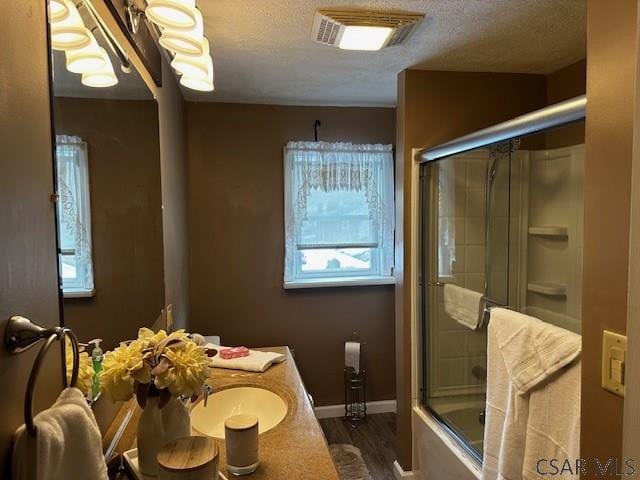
[412,405,482,480]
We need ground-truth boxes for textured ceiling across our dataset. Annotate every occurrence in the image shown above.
[184,0,586,106]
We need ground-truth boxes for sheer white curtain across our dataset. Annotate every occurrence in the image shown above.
[284,141,394,282]
[56,135,94,293]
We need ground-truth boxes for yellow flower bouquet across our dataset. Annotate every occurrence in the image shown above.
[65,336,95,398]
[99,328,216,408]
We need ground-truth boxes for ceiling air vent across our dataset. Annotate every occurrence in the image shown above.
[311,9,424,51]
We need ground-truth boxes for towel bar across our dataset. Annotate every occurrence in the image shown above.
[479,298,510,328]
[5,316,80,435]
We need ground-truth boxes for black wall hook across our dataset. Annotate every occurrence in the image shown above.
[314,120,322,142]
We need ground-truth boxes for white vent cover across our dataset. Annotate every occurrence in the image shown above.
[311,9,424,48]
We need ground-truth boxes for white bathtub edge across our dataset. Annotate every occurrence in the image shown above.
[413,405,482,480]
[393,460,417,479]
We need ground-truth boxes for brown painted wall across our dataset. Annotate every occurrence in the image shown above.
[395,70,548,468]
[54,97,165,350]
[0,1,64,475]
[581,0,637,470]
[186,103,396,406]
[547,59,587,149]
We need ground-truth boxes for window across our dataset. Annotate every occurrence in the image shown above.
[55,135,94,297]
[284,141,395,288]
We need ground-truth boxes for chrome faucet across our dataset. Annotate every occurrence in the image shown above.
[203,383,214,407]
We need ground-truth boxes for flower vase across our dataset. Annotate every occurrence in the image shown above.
[137,396,191,476]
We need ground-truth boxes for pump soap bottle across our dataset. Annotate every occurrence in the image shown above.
[88,339,104,400]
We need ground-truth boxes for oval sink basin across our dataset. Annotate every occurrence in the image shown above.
[191,387,288,439]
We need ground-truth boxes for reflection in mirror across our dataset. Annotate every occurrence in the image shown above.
[49,1,164,364]
[420,119,585,460]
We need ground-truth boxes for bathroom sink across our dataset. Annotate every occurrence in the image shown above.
[190,387,288,439]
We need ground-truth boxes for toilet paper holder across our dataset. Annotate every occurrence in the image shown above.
[344,331,366,424]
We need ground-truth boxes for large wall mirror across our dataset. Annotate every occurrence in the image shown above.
[49,0,165,352]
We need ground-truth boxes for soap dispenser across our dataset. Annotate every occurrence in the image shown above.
[88,339,104,399]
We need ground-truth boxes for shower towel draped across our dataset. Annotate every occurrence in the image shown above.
[11,387,108,480]
[482,308,581,480]
[443,283,484,329]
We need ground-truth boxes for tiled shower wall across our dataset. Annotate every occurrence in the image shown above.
[428,152,490,396]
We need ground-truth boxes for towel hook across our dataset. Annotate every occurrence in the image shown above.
[314,120,321,142]
[5,316,80,435]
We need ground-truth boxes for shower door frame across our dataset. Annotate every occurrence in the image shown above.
[412,96,587,467]
[416,95,586,163]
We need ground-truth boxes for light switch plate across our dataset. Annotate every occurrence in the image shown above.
[602,330,627,397]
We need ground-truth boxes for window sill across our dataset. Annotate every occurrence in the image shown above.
[63,288,95,298]
[284,276,395,289]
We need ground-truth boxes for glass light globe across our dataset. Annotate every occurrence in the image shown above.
[51,0,90,51]
[159,8,204,56]
[171,38,211,77]
[81,50,118,88]
[180,74,214,92]
[146,0,196,30]
[48,0,70,23]
[180,55,214,92]
[66,39,107,74]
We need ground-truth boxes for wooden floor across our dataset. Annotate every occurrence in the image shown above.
[320,413,397,480]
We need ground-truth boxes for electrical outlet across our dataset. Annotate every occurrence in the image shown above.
[166,304,174,332]
[602,330,627,397]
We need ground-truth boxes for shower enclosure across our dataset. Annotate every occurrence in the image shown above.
[418,102,586,461]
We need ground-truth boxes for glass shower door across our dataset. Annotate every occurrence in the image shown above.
[419,143,512,460]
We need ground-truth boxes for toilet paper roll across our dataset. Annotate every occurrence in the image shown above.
[345,341,360,374]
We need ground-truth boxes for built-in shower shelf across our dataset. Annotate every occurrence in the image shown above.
[528,226,568,237]
[527,282,567,296]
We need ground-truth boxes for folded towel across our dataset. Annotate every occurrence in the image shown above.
[444,284,483,329]
[208,345,286,372]
[12,387,108,480]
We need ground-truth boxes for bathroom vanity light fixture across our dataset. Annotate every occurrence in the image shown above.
[48,0,120,87]
[50,0,92,51]
[311,9,424,51]
[125,0,214,91]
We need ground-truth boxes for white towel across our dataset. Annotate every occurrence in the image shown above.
[482,308,581,480]
[208,345,286,372]
[444,284,483,329]
[12,387,108,480]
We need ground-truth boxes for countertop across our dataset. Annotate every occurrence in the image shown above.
[207,347,339,479]
[105,346,339,480]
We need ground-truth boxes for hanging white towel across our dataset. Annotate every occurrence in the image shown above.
[444,284,483,329]
[482,308,581,480]
[12,387,107,480]
[208,345,286,372]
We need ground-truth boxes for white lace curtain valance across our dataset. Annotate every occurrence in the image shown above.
[284,141,395,281]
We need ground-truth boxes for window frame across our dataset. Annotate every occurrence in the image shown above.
[283,142,396,289]
[55,136,95,298]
